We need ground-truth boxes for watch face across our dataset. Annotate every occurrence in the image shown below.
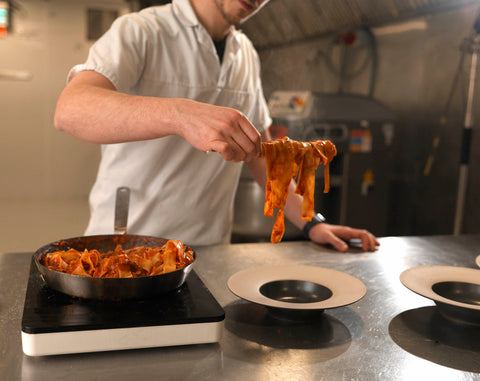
[315,213,326,223]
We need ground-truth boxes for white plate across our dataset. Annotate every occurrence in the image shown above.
[227,265,366,310]
[400,266,480,311]
[476,255,480,268]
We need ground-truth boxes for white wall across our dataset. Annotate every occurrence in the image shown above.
[0,0,129,201]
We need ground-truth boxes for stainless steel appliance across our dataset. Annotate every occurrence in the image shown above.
[232,91,395,242]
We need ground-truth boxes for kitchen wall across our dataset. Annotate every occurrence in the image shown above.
[0,0,129,251]
[255,4,480,236]
[0,1,478,248]
[1,0,128,200]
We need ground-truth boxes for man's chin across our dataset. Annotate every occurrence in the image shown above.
[231,12,250,27]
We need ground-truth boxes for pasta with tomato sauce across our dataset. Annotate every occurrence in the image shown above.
[41,240,194,278]
[261,137,337,243]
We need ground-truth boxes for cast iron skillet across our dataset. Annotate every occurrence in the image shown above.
[32,187,196,301]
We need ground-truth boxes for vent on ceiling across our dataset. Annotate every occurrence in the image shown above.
[242,0,480,49]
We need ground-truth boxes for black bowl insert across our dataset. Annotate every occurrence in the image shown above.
[431,281,480,326]
[432,281,480,306]
[259,280,332,304]
[258,280,333,322]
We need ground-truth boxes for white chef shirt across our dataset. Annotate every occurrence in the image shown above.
[68,0,272,246]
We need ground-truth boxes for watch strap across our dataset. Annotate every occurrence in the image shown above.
[302,213,326,239]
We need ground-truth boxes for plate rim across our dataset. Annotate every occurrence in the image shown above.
[400,265,480,311]
[227,264,366,310]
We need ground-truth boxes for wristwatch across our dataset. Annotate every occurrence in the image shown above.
[302,212,326,239]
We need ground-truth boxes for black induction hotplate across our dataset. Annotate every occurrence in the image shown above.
[21,257,225,356]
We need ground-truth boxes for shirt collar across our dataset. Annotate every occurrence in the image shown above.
[172,0,240,51]
[172,0,200,28]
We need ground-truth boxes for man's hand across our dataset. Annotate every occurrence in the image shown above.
[308,223,380,252]
[175,100,262,162]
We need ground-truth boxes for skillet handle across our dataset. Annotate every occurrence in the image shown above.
[114,187,130,235]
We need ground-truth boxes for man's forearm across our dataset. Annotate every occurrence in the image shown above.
[54,70,261,162]
[54,71,179,144]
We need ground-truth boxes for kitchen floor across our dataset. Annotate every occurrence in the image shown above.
[0,199,90,254]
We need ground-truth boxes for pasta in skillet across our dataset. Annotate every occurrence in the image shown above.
[41,240,194,278]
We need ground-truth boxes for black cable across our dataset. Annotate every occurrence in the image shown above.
[473,11,480,34]
[441,50,466,121]
[365,28,378,98]
[324,28,377,96]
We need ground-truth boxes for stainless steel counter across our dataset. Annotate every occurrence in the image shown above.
[1,235,480,380]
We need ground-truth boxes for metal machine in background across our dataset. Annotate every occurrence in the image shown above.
[232,91,395,242]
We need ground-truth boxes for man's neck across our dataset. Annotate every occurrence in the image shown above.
[189,0,231,40]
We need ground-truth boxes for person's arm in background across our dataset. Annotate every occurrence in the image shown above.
[246,129,379,252]
[54,70,261,163]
